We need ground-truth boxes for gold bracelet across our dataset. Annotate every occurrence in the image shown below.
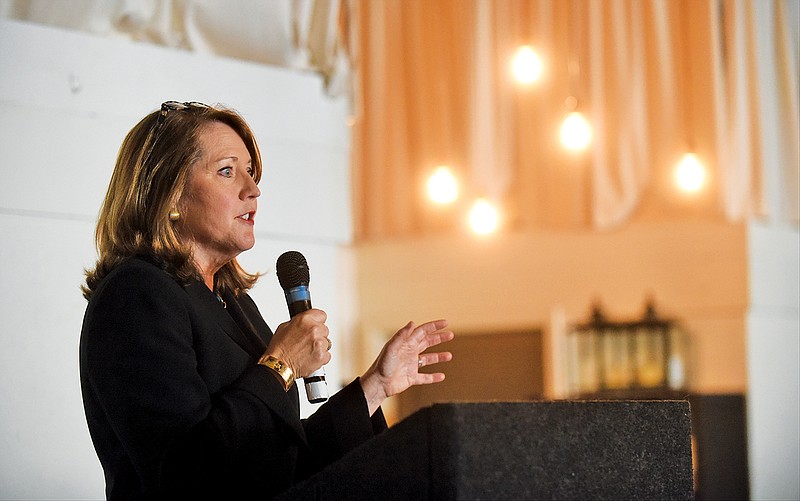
[258,354,295,391]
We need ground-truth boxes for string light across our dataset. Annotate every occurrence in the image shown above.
[560,110,592,151]
[674,4,706,195]
[511,45,543,84]
[426,166,459,204]
[674,152,707,193]
[468,198,500,235]
[560,0,591,153]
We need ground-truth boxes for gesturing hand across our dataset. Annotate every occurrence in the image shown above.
[360,319,454,415]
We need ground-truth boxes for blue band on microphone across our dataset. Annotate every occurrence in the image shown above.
[285,285,310,303]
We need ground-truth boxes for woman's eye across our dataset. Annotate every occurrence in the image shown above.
[219,167,233,177]
[247,167,255,178]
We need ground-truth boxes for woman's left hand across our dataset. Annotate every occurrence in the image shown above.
[359,319,454,415]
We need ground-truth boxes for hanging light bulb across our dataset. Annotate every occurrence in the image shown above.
[560,111,592,151]
[559,96,592,151]
[511,45,543,85]
[674,6,705,195]
[426,165,459,204]
[674,152,707,193]
[468,198,500,235]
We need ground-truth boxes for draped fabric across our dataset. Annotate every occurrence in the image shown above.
[712,0,800,224]
[0,0,350,95]
[587,0,652,230]
[351,0,800,239]
[2,0,796,235]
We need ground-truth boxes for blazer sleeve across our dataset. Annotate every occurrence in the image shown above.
[233,292,388,481]
[80,262,303,497]
[299,378,388,474]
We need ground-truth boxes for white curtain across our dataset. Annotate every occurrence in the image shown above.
[587,0,653,230]
[710,0,799,225]
[465,0,799,232]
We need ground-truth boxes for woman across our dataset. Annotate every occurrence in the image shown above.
[79,101,453,499]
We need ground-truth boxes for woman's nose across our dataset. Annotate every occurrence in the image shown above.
[243,174,260,199]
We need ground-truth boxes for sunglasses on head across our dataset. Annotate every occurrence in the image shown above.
[142,101,211,165]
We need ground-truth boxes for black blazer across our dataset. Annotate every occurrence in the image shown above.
[80,256,386,500]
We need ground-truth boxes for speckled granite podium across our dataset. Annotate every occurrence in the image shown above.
[277,401,694,500]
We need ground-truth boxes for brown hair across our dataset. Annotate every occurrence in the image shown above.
[82,103,262,299]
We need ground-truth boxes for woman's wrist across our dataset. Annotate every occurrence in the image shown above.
[258,353,295,391]
[359,368,387,416]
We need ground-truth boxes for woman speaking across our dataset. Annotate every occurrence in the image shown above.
[79,101,453,499]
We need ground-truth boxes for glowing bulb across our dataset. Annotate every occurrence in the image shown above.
[468,198,500,235]
[511,45,543,84]
[426,166,459,204]
[560,112,592,150]
[674,153,706,192]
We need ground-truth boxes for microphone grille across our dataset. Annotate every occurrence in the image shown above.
[276,251,310,289]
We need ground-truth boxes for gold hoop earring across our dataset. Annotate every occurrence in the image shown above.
[168,208,181,221]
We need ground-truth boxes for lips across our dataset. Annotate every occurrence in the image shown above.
[237,211,256,223]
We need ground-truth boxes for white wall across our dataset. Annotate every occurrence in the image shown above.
[746,2,800,497]
[0,18,353,499]
[746,224,800,501]
[355,220,750,395]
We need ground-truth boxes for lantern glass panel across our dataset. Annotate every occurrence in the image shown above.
[667,325,688,390]
[635,325,666,387]
[602,327,634,389]
[576,328,600,394]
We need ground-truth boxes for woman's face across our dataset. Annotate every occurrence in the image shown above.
[179,121,260,275]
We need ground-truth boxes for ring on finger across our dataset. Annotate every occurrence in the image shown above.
[327,338,332,351]
[418,357,423,368]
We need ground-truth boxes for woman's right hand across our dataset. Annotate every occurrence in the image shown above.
[265,308,331,378]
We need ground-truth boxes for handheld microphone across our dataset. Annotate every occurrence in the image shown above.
[276,251,329,403]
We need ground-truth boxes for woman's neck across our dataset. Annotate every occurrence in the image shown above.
[191,250,226,291]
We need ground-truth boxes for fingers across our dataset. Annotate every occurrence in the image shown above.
[268,308,331,377]
[399,319,454,368]
[303,315,331,373]
[418,351,453,369]
[414,321,454,351]
[424,319,449,331]
[413,320,453,387]
[411,319,448,338]
[293,309,329,343]
[315,336,333,358]
[414,371,446,385]
[426,330,455,348]
[297,308,327,323]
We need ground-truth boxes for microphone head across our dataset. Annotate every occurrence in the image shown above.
[276,251,310,289]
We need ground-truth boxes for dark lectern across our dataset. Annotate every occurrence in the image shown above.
[277,401,693,500]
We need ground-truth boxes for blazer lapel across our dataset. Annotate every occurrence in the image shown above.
[223,292,270,356]
[184,280,265,358]
[184,280,307,445]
